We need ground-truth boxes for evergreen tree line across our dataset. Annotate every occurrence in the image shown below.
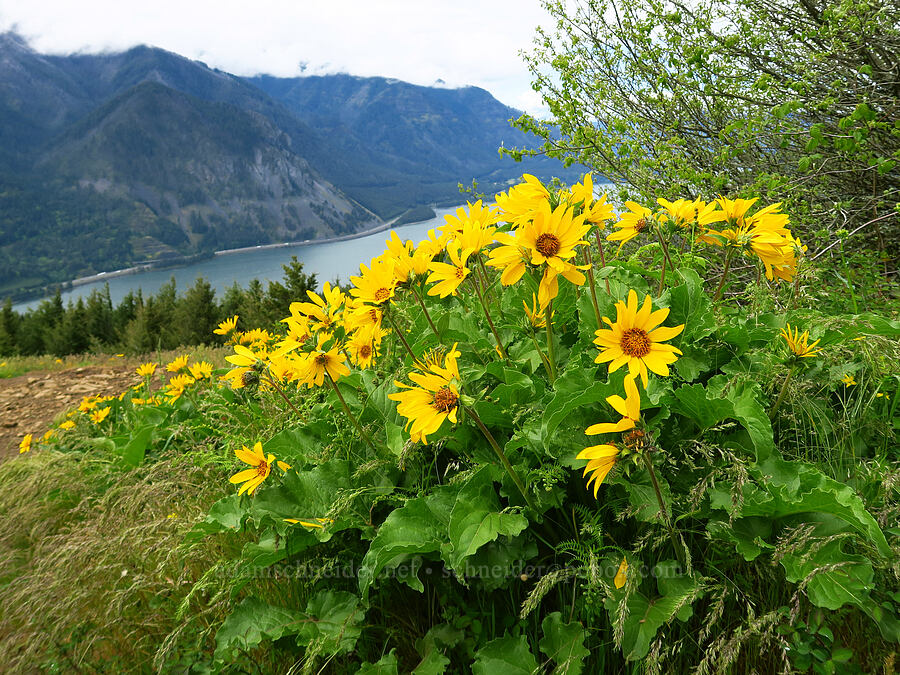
[0,257,316,357]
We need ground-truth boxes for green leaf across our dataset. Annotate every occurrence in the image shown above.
[605,564,702,661]
[780,539,873,611]
[214,598,303,662]
[120,425,153,467]
[539,612,590,674]
[297,590,364,654]
[358,484,458,598]
[472,634,539,675]
[664,268,715,341]
[187,494,245,540]
[358,650,399,674]
[541,367,618,443]
[445,466,528,572]
[414,624,463,675]
[672,383,734,429]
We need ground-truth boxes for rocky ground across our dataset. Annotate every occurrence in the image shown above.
[0,366,138,460]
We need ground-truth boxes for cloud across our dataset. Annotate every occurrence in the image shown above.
[0,0,550,112]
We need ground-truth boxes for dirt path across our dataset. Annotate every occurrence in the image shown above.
[0,366,139,460]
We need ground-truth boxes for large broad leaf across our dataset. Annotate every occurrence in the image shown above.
[187,494,245,540]
[413,624,463,675]
[779,539,874,611]
[605,562,703,661]
[296,590,364,654]
[539,612,590,675]
[472,634,539,675]
[663,268,715,342]
[358,650,399,675]
[120,425,153,467]
[541,367,619,443]
[358,484,459,598]
[709,457,891,558]
[444,466,529,573]
[214,598,303,662]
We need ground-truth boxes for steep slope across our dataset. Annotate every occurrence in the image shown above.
[248,74,581,215]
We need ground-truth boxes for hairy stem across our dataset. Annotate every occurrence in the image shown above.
[326,371,378,453]
[464,404,535,510]
[594,230,612,295]
[642,450,687,570]
[470,274,507,360]
[583,246,604,331]
[544,300,557,384]
[769,365,795,420]
[713,249,735,302]
[262,374,305,420]
[411,283,441,340]
[384,307,417,361]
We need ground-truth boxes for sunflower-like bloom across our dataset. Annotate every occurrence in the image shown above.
[289,282,344,337]
[586,374,641,435]
[575,443,620,497]
[607,202,654,246]
[165,374,196,402]
[841,374,857,386]
[388,344,462,444]
[166,355,189,373]
[214,315,239,336]
[135,362,157,377]
[440,200,500,240]
[229,442,290,496]
[781,323,822,358]
[495,174,551,225]
[426,240,473,298]
[223,344,267,389]
[350,257,398,305]
[657,198,721,232]
[382,231,416,282]
[518,202,590,304]
[59,420,75,431]
[593,290,684,387]
[90,407,111,424]
[486,230,530,286]
[347,326,385,369]
[297,337,351,387]
[342,300,383,335]
[188,361,214,380]
[567,173,615,226]
[19,433,32,454]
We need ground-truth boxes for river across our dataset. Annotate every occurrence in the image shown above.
[13,206,462,312]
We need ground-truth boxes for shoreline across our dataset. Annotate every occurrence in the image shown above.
[67,213,419,288]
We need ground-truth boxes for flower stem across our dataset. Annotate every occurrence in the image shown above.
[463,404,535,510]
[470,274,507,360]
[655,226,675,295]
[326,372,378,453]
[641,450,687,570]
[594,231,612,295]
[529,334,553,375]
[384,307,417,361]
[544,301,557,384]
[583,246,604,332]
[411,283,441,340]
[769,365,794,420]
[713,249,735,302]
[262,374,305,420]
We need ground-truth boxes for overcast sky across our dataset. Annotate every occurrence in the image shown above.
[0,0,551,113]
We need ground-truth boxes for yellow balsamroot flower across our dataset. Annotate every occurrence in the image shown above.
[614,558,628,589]
[426,239,474,298]
[90,407,111,424]
[780,323,822,358]
[291,282,345,336]
[188,361,214,380]
[42,429,55,442]
[575,442,619,497]
[381,231,417,283]
[389,344,462,444]
[593,290,684,388]
[440,200,501,239]
[657,197,721,233]
[607,202,654,246]
[567,173,615,226]
[78,397,98,413]
[214,315,239,336]
[229,442,291,496]
[19,433,32,454]
[350,256,398,306]
[59,419,76,431]
[495,174,551,225]
[284,517,333,528]
[297,336,351,388]
[135,362,157,377]
[165,374,196,402]
[841,374,857,386]
[166,355,189,373]
[486,230,530,286]
[347,326,384,369]
[586,374,641,435]
[523,293,551,329]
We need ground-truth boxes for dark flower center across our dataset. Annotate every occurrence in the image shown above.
[455,267,467,279]
[314,354,329,366]
[432,386,458,413]
[359,345,372,359]
[535,233,561,257]
[374,288,391,302]
[634,218,648,232]
[255,460,269,477]
[621,328,652,357]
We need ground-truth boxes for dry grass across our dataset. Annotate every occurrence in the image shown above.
[0,449,233,673]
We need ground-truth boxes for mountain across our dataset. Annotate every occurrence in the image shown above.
[248,74,572,216]
[0,34,577,299]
